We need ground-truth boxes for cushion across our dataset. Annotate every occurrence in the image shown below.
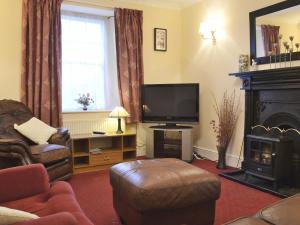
[257,193,300,225]
[224,217,269,225]
[30,144,70,163]
[0,206,39,225]
[14,117,57,144]
[3,182,94,225]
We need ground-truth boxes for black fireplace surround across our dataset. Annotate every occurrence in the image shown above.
[221,66,300,197]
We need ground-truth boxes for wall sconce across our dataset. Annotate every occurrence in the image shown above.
[199,21,217,44]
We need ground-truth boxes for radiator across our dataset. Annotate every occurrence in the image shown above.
[63,118,125,135]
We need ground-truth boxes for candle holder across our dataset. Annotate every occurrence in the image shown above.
[278,34,283,67]
[273,43,278,68]
[289,36,294,52]
[268,51,273,69]
[295,43,300,52]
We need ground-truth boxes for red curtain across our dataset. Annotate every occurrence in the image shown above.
[261,24,280,56]
[21,0,62,127]
[114,8,144,123]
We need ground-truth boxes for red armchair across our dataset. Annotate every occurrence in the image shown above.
[0,164,93,225]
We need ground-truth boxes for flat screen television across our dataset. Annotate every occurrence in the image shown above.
[141,83,199,125]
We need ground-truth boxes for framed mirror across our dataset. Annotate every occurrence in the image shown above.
[250,1,300,64]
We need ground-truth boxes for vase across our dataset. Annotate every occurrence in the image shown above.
[217,145,227,169]
[83,105,88,111]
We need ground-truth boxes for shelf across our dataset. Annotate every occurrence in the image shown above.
[74,163,89,168]
[73,152,89,157]
[123,158,136,162]
[123,147,136,152]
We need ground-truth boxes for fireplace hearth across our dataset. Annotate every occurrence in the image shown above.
[221,67,300,197]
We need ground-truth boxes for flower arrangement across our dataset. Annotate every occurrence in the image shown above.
[210,91,240,168]
[75,93,94,110]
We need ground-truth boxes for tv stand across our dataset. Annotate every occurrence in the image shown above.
[150,124,193,129]
[146,126,193,162]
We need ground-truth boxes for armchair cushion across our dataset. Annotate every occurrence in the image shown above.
[0,206,39,225]
[30,144,70,164]
[14,117,57,144]
[0,164,49,204]
[19,212,77,225]
[3,181,94,225]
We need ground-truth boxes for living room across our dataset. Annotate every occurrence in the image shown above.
[1,0,300,225]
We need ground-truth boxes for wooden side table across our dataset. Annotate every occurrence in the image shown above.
[71,133,137,174]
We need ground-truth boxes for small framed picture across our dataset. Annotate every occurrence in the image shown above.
[154,28,167,51]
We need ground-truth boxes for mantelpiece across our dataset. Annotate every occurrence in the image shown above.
[223,67,300,197]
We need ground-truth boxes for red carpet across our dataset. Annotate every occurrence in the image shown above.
[69,160,279,225]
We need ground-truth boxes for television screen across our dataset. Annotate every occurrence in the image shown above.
[141,83,199,124]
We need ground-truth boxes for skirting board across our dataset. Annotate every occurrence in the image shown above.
[193,146,243,168]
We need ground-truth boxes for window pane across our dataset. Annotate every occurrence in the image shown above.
[61,10,119,111]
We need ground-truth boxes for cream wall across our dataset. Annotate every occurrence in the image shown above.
[181,0,282,164]
[0,0,22,100]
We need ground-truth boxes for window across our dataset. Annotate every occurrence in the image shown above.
[61,9,119,111]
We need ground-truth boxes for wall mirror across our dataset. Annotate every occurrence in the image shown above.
[250,1,300,64]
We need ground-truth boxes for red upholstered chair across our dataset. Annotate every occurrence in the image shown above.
[0,164,93,225]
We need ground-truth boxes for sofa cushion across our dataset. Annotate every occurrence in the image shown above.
[224,217,270,225]
[3,181,93,225]
[14,117,57,145]
[257,193,300,225]
[0,206,39,225]
[30,144,70,164]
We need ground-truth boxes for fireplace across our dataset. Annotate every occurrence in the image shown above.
[221,67,300,197]
[245,133,293,190]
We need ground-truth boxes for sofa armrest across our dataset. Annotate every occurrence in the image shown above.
[48,128,71,148]
[0,138,33,164]
[0,164,50,203]
[18,212,77,225]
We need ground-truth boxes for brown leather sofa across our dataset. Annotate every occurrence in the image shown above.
[110,158,221,225]
[224,193,300,225]
[0,99,72,181]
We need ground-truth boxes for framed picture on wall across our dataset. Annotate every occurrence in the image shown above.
[154,28,167,51]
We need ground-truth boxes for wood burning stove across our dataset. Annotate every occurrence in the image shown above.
[221,67,300,196]
[245,134,293,190]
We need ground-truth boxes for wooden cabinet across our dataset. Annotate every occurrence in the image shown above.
[71,133,137,174]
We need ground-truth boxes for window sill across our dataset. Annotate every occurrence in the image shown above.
[62,110,111,114]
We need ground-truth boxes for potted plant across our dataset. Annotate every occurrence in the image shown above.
[210,91,240,169]
[75,93,94,111]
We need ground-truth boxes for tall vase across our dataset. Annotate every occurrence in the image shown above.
[83,105,88,111]
[217,145,227,169]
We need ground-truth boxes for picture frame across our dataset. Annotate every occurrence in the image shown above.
[154,28,167,51]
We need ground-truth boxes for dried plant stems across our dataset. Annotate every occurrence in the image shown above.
[210,91,240,150]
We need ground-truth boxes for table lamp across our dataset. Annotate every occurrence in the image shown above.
[109,106,130,134]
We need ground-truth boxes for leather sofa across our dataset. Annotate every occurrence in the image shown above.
[224,193,300,225]
[0,164,93,225]
[0,99,72,181]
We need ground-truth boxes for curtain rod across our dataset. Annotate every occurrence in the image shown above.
[63,0,115,10]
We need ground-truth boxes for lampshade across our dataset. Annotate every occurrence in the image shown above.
[109,106,129,118]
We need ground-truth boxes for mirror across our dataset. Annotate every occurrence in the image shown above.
[250,1,300,64]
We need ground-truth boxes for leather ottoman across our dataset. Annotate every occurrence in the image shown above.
[110,158,221,225]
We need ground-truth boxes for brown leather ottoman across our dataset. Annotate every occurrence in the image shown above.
[110,158,221,225]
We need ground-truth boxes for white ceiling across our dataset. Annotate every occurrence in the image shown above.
[117,0,202,10]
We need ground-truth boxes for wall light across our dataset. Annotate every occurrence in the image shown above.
[199,21,217,44]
